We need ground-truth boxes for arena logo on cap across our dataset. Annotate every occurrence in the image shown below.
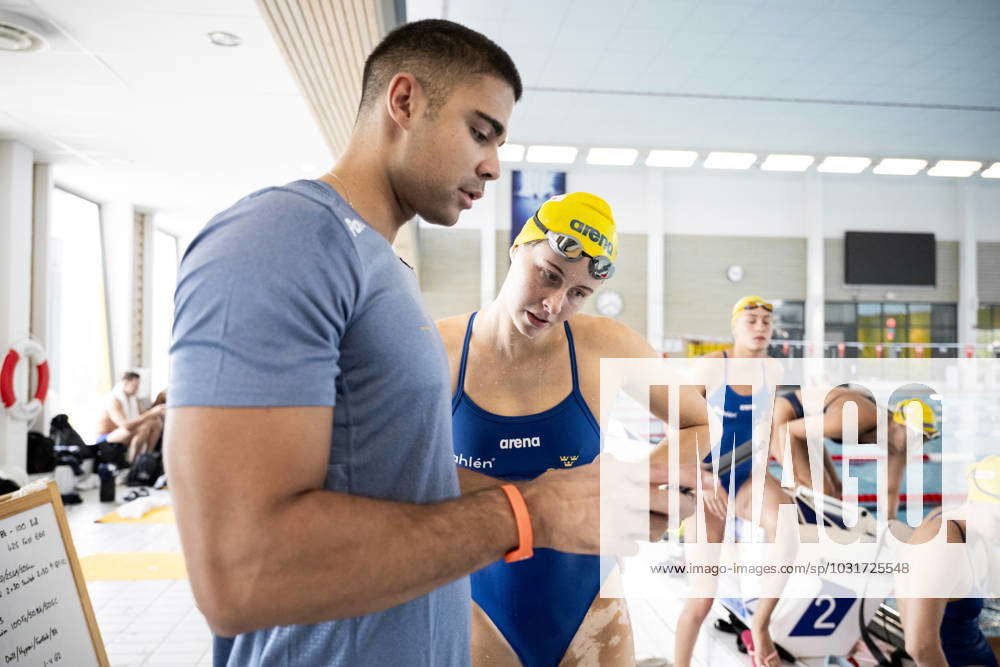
[500,436,541,449]
[569,219,614,256]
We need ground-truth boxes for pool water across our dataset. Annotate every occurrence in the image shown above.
[803,435,941,525]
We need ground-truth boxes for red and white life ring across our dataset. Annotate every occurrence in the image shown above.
[1,339,49,422]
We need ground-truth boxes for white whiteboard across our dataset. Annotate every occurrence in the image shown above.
[0,483,105,666]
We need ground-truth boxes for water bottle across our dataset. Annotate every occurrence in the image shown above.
[99,463,117,502]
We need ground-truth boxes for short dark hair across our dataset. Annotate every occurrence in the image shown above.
[359,19,522,116]
[122,371,140,381]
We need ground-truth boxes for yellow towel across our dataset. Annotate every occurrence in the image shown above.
[81,552,187,581]
[96,505,175,524]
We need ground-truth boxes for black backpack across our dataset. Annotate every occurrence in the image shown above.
[126,451,163,487]
[0,476,20,495]
[49,413,100,464]
[27,431,56,473]
[50,413,87,448]
[98,441,128,468]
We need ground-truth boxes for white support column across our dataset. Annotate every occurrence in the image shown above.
[135,213,156,368]
[102,201,136,380]
[480,221,496,308]
[482,171,510,308]
[804,172,825,357]
[479,173,502,308]
[957,183,977,348]
[392,221,420,277]
[645,168,665,350]
[30,164,52,431]
[0,140,35,467]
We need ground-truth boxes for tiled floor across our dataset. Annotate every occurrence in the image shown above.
[64,482,690,667]
[64,486,212,667]
[59,474,731,667]
[61,481,732,666]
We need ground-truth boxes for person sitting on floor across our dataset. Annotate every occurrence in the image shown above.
[95,371,165,464]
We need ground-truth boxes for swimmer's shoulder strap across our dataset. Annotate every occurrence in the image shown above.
[454,312,477,398]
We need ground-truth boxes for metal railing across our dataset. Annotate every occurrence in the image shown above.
[676,337,1000,358]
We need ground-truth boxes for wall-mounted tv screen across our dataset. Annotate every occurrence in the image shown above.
[844,232,935,286]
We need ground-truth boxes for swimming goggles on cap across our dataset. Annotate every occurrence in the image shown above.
[741,298,773,312]
[531,214,616,280]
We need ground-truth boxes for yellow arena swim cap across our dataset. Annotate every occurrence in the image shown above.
[731,295,773,325]
[512,192,618,279]
[968,455,1000,504]
[891,398,939,439]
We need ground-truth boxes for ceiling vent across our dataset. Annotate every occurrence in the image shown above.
[0,10,50,52]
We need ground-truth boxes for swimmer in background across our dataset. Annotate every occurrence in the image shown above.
[676,296,794,667]
[770,387,938,519]
[897,455,1000,667]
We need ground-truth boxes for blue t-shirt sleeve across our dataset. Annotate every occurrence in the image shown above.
[169,189,363,407]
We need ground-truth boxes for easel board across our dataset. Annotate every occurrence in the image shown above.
[0,480,108,666]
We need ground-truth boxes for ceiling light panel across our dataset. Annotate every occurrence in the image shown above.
[645,150,698,167]
[704,152,757,170]
[586,147,638,166]
[872,158,927,175]
[761,154,815,172]
[526,145,578,164]
[982,162,1000,179]
[927,160,982,177]
[498,143,525,162]
[817,156,871,174]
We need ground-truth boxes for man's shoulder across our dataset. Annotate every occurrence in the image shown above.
[225,181,356,239]
[185,181,371,280]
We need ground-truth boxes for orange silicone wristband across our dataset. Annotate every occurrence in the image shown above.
[500,484,534,563]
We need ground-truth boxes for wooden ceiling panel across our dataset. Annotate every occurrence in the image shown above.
[257,0,397,157]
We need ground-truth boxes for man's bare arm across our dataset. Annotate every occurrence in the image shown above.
[457,466,508,493]
[107,398,163,431]
[165,406,610,637]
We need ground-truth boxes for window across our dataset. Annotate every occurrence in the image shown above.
[825,302,957,358]
[150,229,180,396]
[48,188,112,439]
[824,302,857,356]
[767,300,804,357]
[930,304,958,357]
[907,303,932,356]
[975,305,1000,357]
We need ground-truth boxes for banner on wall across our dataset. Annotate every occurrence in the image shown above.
[510,170,566,246]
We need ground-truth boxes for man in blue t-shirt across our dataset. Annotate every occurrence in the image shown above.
[166,19,669,667]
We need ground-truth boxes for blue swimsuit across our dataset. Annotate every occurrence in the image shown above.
[452,312,612,666]
[941,597,998,666]
[706,351,769,494]
[783,391,804,420]
[927,511,1000,667]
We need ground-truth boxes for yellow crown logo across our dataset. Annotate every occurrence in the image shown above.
[559,456,579,468]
